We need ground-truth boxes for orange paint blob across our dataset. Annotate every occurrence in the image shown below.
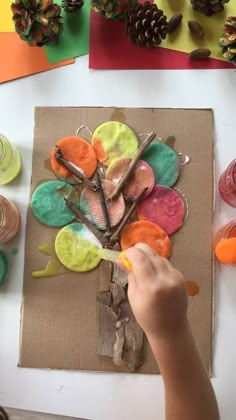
[120,220,171,258]
[50,136,97,180]
[92,137,108,165]
[215,238,236,263]
[186,281,199,297]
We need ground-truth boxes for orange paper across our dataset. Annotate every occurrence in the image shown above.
[0,33,74,83]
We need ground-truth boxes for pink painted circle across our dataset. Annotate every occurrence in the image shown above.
[106,158,155,200]
[80,179,125,230]
[137,185,185,235]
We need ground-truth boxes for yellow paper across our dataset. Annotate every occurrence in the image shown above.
[0,1,14,32]
[155,0,236,60]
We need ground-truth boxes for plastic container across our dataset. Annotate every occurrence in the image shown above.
[214,220,236,266]
[0,195,21,244]
[0,134,21,185]
[218,159,236,207]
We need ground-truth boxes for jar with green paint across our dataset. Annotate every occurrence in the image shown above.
[0,134,21,185]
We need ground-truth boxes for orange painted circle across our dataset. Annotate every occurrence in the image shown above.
[120,220,171,258]
[50,136,97,181]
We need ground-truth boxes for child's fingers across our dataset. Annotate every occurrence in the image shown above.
[125,247,156,284]
[134,242,157,256]
[134,242,171,272]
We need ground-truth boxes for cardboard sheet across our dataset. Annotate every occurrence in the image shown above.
[89,10,233,69]
[155,0,236,61]
[20,107,214,374]
[44,0,90,63]
[0,33,74,84]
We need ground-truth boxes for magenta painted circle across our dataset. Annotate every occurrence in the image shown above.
[80,179,125,230]
[137,185,185,234]
[106,158,155,199]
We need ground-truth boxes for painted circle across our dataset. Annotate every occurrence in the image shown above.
[80,179,125,230]
[31,180,80,227]
[55,223,102,272]
[137,185,185,234]
[120,220,171,258]
[50,136,97,183]
[92,121,139,166]
[106,158,155,199]
[141,142,181,187]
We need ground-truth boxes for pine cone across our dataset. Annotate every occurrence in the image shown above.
[126,2,168,48]
[91,0,137,20]
[219,15,236,65]
[11,0,64,47]
[62,0,84,13]
[190,0,230,16]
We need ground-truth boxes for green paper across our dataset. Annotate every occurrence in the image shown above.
[44,0,90,64]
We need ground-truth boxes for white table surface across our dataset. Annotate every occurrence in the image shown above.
[0,56,236,420]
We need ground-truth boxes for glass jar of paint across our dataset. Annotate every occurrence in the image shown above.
[218,159,236,207]
[0,195,21,244]
[213,220,236,266]
[214,220,236,246]
[0,134,21,185]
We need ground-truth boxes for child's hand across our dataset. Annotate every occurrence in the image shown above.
[124,243,188,341]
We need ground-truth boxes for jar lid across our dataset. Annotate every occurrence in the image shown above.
[0,251,8,284]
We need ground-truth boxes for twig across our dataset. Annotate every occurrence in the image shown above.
[109,188,147,243]
[55,145,97,191]
[107,132,156,201]
[96,172,112,235]
[0,407,9,420]
[64,198,109,246]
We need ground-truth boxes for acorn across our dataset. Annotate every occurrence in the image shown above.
[167,13,183,33]
[188,21,205,38]
[189,48,211,60]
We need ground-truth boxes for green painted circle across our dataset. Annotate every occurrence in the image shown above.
[0,251,8,285]
[55,223,102,272]
[141,142,180,187]
[31,180,79,227]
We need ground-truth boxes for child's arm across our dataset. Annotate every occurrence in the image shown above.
[124,243,219,420]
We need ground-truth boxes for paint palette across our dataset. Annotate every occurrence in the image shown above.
[105,158,155,200]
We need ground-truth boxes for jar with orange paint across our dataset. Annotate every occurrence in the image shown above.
[0,195,21,244]
[214,220,236,266]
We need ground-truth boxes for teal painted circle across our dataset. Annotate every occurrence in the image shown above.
[141,142,180,187]
[31,180,79,227]
[0,251,8,285]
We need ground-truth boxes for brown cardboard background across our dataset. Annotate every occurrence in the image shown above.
[19,107,214,374]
